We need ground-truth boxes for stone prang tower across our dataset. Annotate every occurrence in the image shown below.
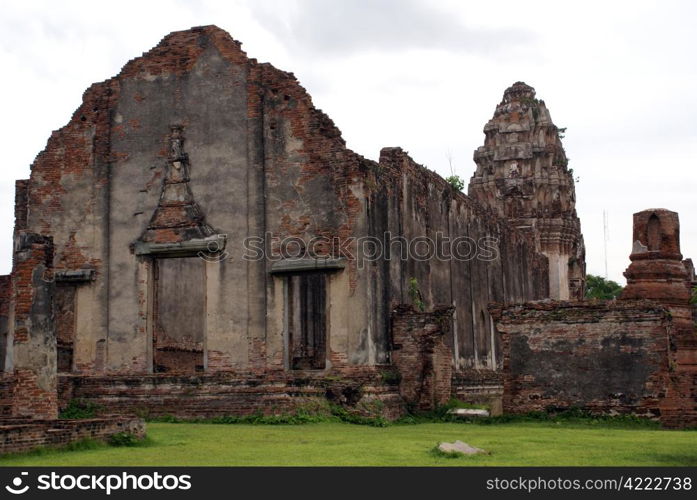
[468,82,586,300]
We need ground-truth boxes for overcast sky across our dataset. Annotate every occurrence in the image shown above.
[0,0,695,283]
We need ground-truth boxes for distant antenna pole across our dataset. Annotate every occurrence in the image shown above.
[603,210,609,278]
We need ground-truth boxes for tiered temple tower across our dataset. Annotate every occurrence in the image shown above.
[468,82,585,300]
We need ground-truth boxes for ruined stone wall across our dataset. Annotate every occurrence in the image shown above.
[0,375,14,417]
[621,209,696,428]
[493,300,672,417]
[58,371,405,420]
[7,233,57,419]
[390,306,454,410]
[253,54,376,371]
[495,208,696,427]
[17,26,371,374]
[0,417,144,455]
[21,63,111,374]
[0,275,10,372]
[14,25,550,381]
[373,148,549,370]
[451,369,503,413]
[106,30,252,373]
[684,259,696,323]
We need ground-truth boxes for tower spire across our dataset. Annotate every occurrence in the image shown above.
[468,82,586,300]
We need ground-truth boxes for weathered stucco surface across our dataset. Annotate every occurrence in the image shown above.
[5,26,550,380]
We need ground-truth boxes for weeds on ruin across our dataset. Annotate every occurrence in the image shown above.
[393,402,660,429]
[144,402,661,430]
[380,369,401,386]
[147,404,389,427]
[445,175,464,192]
[328,404,389,427]
[408,277,425,312]
[4,439,103,458]
[396,398,489,424]
[59,399,103,419]
[0,434,154,460]
[492,411,654,428]
[470,410,659,429]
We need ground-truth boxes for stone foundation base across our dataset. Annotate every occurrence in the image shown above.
[0,416,145,455]
[452,369,504,416]
[59,372,406,420]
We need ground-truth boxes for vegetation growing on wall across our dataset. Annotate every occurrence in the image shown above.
[445,175,464,191]
[408,277,425,312]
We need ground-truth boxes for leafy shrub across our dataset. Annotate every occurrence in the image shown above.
[445,175,464,191]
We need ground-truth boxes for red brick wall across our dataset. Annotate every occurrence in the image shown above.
[0,375,14,417]
[492,300,672,418]
[59,371,406,420]
[0,417,144,455]
[9,233,57,419]
[391,305,453,411]
[452,368,503,413]
[661,325,697,428]
[0,275,11,373]
[618,209,696,427]
[13,180,28,234]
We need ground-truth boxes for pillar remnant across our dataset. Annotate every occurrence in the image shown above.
[391,306,454,411]
[8,232,57,419]
[620,209,696,428]
[621,209,690,304]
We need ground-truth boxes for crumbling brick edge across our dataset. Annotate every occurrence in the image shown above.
[0,416,145,455]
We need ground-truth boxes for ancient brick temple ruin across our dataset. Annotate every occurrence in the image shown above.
[468,82,585,300]
[493,209,696,428]
[0,26,694,436]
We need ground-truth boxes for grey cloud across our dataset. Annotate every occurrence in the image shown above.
[249,0,535,57]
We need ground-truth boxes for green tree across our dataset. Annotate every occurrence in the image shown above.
[445,175,464,191]
[585,274,623,300]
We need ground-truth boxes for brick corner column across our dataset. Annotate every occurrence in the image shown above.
[9,231,57,420]
[390,305,454,411]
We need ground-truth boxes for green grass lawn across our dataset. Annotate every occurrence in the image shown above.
[1,421,696,466]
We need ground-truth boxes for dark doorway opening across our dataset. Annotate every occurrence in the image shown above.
[55,283,76,373]
[287,272,327,370]
[153,257,205,373]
